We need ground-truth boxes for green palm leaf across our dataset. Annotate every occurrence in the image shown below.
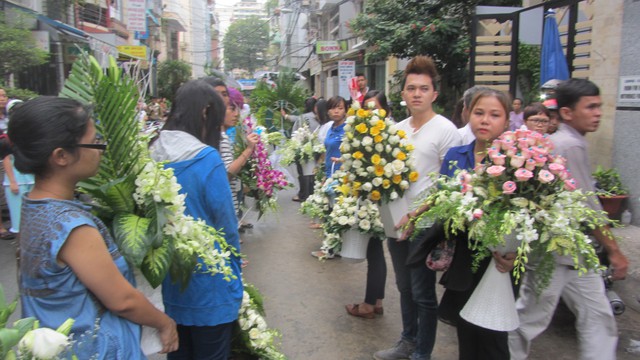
[112,213,152,267]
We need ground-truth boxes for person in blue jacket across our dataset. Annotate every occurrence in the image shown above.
[151,79,243,360]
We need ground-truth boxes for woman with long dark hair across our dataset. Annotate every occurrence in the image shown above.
[151,79,244,359]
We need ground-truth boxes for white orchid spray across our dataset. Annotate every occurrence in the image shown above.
[232,284,287,360]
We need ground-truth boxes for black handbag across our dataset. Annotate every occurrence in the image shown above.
[405,222,446,268]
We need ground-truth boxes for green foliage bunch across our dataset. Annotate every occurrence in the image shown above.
[517,43,542,105]
[593,166,629,197]
[0,11,49,84]
[4,88,39,101]
[157,60,192,101]
[223,16,269,72]
[249,71,309,132]
[351,0,522,112]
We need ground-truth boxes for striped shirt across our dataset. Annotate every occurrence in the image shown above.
[220,132,239,215]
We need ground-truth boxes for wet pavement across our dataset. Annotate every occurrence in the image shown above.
[1,187,639,359]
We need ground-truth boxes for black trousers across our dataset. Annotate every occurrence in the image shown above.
[364,237,387,304]
[295,162,315,201]
[456,317,509,360]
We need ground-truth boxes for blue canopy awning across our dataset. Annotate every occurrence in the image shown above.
[37,14,88,41]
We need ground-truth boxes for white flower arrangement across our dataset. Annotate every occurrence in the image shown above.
[278,124,325,166]
[339,103,418,203]
[300,179,332,221]
[133,161,235,281]
[415,130,607,290]
[233,284,287,360]
[320,193,385,256]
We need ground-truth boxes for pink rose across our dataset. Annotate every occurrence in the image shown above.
[509,154,526,168]
[500,138,514,151]
[490,153,506,166]
[473,209,484,219]
[548,163,565,175]
[515,168,534,181]
[474,164,485,175]
[459,171,472,184]
[487,146,500,156]
[517,138,530,149]
[505,146,518,157]
[564,178,577,191]
[551,155,566,166]
[533,154,548,166]
[500,131,516,142]
[462,183,473,194]
[515,129,529,139]
[502,181,517,194]
[537,169,555,183]
[558,170,569,180]
[531,145,548,156]
[525,158,537,171]
[486,165,506,177]
[520,148,533,160]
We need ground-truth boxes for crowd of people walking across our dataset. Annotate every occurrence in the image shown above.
[0,50,630,360]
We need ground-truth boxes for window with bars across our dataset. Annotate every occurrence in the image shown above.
[78,2,109,28]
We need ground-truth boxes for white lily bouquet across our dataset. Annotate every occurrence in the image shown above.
[278,124,325,167]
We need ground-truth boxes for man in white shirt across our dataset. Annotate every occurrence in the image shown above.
[374,56,461,360]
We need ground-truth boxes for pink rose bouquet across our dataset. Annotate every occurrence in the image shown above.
[415,129,608,290]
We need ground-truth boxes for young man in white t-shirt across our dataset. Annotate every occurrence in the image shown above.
[374,56,461,360]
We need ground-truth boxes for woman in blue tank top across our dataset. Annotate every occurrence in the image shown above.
[9,97,178,359]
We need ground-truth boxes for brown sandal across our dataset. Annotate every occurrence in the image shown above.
[345,304,375,319]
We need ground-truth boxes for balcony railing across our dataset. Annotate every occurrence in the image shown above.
[78,3,109,28]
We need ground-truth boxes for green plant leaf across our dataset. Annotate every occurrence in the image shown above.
[103,177,136,213]
[112,214,152,267]
[0,328,21,358]
[169,250,198,292]
[141,239,174,288]
[145,200,171,249]
[11,318,36,339]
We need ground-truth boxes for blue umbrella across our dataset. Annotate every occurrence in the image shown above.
[540,10,570,85]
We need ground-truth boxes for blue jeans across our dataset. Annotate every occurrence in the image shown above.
[168,322,234,360]
[387,236,438,358]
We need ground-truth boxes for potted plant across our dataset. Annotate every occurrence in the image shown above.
[593,166,629,220]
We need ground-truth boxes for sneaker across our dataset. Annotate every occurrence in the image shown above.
[311,250,334,259]
[373,339,416,360]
